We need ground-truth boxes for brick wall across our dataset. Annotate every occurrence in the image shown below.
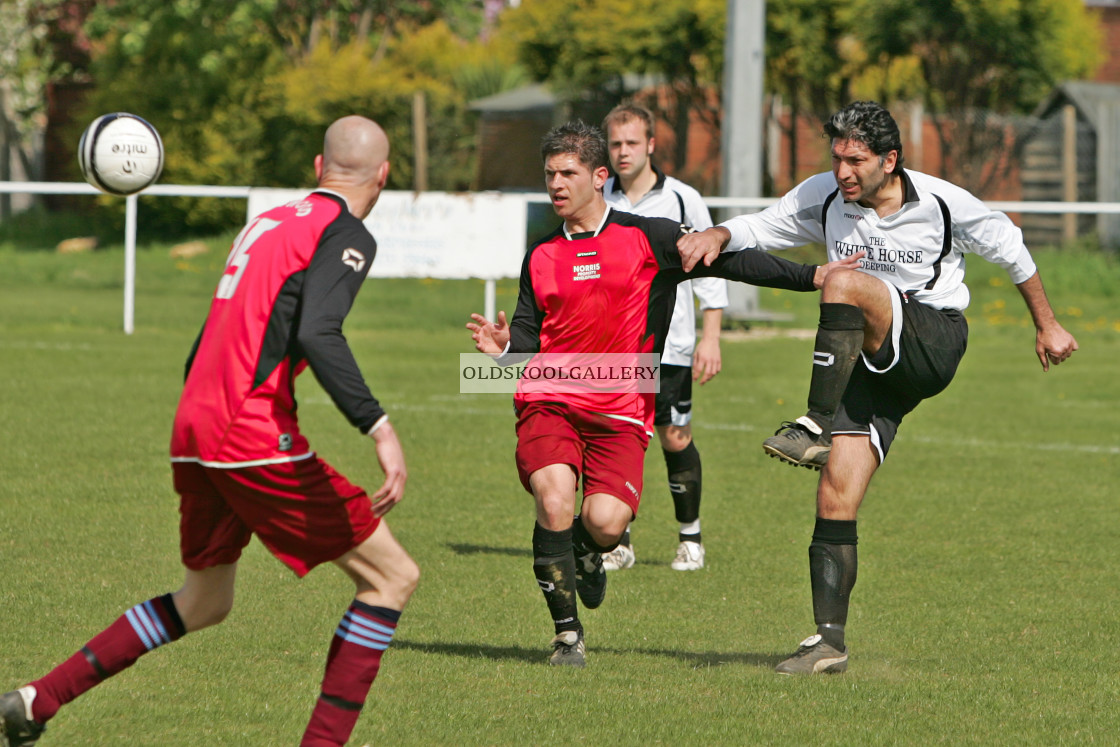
[475,111,554,191]
[1093,6,1120,83]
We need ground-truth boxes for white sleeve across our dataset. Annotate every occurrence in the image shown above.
[677,184,726,308]
[719,173,834,251]
[691,276,728,311]
[942,182,1037,283]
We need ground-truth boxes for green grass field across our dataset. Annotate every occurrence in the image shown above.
[1,238,1118,745]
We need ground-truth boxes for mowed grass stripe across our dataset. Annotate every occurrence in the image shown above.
[1,244,1117,745]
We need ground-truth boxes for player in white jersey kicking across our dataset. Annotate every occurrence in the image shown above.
[679,100,1078,675]
[600,104,728,572]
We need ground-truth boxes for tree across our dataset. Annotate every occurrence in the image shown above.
[500,0,725,182]
[0,0,89,217]
[857,0,1103,193]
[75,0,289,231]
[765,0,863,185]
[68,0,520,233]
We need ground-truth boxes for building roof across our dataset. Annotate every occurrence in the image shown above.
[1033,80,1120,129]
[468,84,556,113]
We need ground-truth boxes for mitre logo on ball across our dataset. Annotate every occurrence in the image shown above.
[78,113,165,196]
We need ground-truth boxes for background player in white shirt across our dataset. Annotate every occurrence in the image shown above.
[679,101,1078,675]
[601,104,728,572]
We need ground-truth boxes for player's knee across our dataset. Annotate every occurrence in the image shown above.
[536,494,575,530]
[657,425,692,452]
[393,555,421,601]
[370,560,418,611]
[820,267,864,302]
[816,482,858,521]
[596,522,629,548]
[581,505,631,545]
[204,601,234,628]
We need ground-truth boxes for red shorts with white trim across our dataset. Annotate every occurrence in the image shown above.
[514,400,650,515]
[173,457,379,578]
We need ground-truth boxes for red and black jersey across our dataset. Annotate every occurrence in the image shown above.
[508,208,818,431]
[170,191,384,468]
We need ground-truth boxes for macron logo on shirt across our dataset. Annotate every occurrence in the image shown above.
[342,248,366,273]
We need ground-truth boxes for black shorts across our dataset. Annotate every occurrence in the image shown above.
[654,363,693,428]
[832,284,968,462]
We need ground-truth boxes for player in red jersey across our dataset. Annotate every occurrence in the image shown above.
[468,120,861,666]
[1,116,418,747]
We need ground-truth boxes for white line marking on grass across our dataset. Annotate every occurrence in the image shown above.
[0,340,93,351]
[697,422,762,433]
[721,328,817,341]
[300,395,1120,456]
[393,403,513,417]
[300,395,511,418]
[906,433,1120,456]
[694,421,1119,455]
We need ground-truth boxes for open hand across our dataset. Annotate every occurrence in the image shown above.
[466,310,510,355]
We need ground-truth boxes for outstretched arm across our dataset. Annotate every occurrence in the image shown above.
[678,226,863,285]
[678,227,732,271]
[1016,272,1078,371]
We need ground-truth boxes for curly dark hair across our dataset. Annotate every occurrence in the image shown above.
[824,101,905,171]
[541,120,609,172]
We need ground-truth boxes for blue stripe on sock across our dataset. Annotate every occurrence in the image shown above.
[125,607,157,650]
[141,600,170,645]
[348,612,396,638]
[126,602,171,651]
[336,621,393,648]
[335,609,396,651]
[136,604,164,646]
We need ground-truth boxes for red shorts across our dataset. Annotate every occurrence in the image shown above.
[173,457,379,578]
[514,401,650,515]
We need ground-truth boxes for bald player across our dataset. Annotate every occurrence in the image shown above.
[1,115,419,747]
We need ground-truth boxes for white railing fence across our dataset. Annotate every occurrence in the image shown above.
[3,181,1120,334]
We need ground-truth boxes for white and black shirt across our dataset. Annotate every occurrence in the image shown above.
[605,167,728,366]
[720,168,1038,311]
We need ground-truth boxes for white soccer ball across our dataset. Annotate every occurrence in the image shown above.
[78,113,164,195]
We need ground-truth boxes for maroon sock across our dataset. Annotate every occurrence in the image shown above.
[300,601,400,747]
[30,594,185,723]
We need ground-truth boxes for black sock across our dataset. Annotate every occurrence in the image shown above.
[664,441,702,525]
[808,517,858,650]
[806,303,865,433]
[532,523,580,635]
[572,514,619,555]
